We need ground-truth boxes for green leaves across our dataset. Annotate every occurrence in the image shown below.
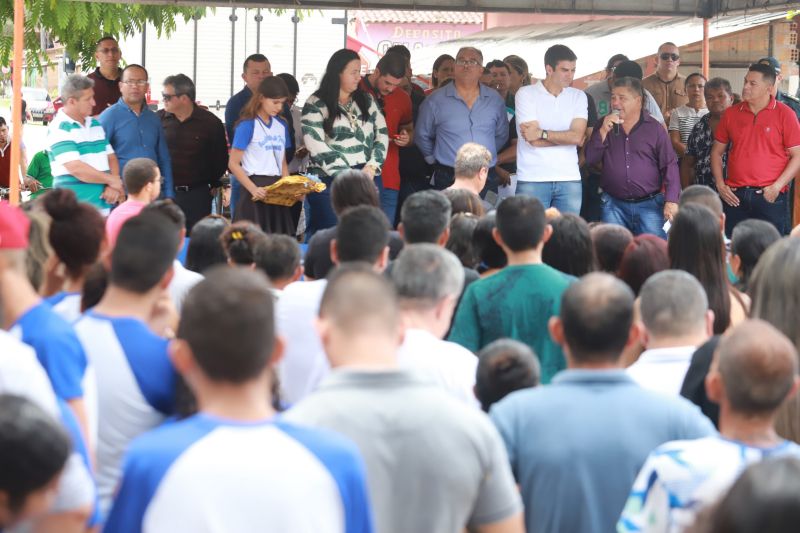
[0,1,206,73]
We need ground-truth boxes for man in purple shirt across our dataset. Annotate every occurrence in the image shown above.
[585,77,679,238]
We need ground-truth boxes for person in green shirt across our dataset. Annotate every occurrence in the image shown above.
[448,195,575,383]
[27,150,53,200]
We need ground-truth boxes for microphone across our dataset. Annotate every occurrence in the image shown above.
[612,109,621,136]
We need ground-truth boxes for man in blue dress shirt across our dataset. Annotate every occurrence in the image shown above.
[416,47,508,192]
[490,273,714,533]
[99,64,174,198]
[224,53,272,217]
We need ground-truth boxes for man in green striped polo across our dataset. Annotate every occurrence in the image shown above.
[47,74,124,214]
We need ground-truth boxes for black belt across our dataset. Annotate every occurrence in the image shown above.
[734,186,769,191]
[619,191,660,203]
[174,184,209,192]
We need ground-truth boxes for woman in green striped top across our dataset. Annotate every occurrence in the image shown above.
[302,48,388,237]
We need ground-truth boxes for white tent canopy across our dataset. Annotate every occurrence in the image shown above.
[408,10,789,79]
[89,0,797,18]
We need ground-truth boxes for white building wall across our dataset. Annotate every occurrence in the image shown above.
[119,8,347,118]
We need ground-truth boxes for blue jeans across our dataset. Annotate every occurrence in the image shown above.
[723,187,790,236]
[374,174,398,227]
[304,172,388,240]
[305,175,337,240]
[230,177,242,220]
[516,181,582,214]
[601,191,666,238]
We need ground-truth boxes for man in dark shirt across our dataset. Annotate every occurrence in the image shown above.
[224,53,272,219]
[87,36,122,116]
[159,74,228,231]
[585,76,680,238]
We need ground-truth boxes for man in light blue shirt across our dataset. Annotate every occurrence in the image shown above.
[490,273,715,533]
[416,47,508,191]
[99,64,173,198]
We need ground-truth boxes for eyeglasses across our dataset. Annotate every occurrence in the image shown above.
[161,93,185,102]
[455,59,482,68]
[122,80,148,87]
[659,53,680,62]
[97,47,120,55]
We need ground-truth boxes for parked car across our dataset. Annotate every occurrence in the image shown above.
[21,87,55,125]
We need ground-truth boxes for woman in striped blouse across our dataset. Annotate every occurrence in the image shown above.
[302,49,388,238]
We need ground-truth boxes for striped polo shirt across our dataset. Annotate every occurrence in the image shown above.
[47,109,115,211]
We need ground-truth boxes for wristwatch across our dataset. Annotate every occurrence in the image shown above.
[540,130,549,140]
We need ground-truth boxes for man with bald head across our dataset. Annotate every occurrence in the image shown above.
[491,273,713,533]
[620,319,800,533]
[642,42,688,124]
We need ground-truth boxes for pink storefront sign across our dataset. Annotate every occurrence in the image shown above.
[356,23,483,55]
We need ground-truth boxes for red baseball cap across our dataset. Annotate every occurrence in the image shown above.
[0,201,30,249]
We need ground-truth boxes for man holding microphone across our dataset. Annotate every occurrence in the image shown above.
[585,76,679,238]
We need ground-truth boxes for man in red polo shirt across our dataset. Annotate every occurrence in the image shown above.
[88,36,122,116]
[359,52,413,225]
[712,62,800,235]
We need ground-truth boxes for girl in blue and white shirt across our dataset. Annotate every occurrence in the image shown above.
[229,77,294,235]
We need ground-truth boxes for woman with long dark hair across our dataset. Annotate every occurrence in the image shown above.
[749,237,800,443]
[301,49,388,238]
[668,203,748,334]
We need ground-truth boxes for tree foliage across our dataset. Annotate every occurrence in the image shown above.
[0,1,205,71]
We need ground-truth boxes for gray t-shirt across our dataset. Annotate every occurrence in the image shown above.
[285,369,522,532]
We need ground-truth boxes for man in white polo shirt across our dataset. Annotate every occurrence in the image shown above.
[515,44,587,214]
[627,270,713,396]
[392,244,479,408]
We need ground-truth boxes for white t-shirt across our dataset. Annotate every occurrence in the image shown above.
[0,330,96,524]
[276,279,330,406]
[168,260,203,314]
[231,116,290,176]
[626,346,697,396]
[74,311,177,515]
[104,415,372,533]
[397,328,479,408]
[45,291,82,323]
[515,83,588,182]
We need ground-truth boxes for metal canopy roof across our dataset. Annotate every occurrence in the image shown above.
[92,0,797,18]
[407,10,788,79]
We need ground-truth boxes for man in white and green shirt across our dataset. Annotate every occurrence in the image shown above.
[618,319,800,533]
[48,74,124,213]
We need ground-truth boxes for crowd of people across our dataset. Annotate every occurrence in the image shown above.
[1,34,800,533]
